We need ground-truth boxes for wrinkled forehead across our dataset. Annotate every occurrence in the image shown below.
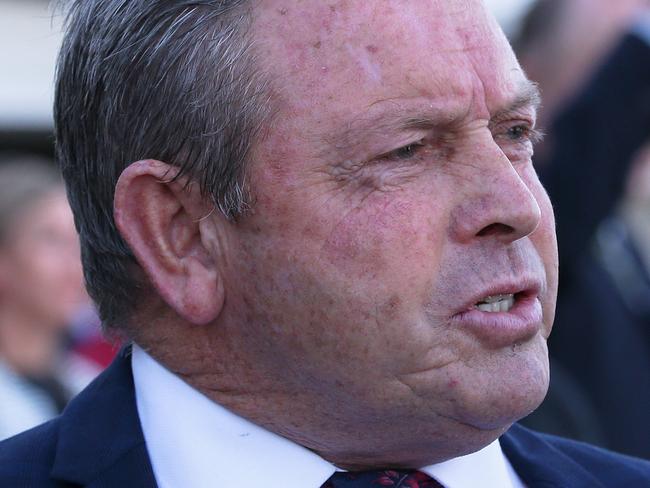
[252,0,523,114]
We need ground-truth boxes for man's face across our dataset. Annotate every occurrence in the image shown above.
[0,190,84,330]
[222,0,558,466]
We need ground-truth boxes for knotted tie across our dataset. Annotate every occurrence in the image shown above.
[322,469,444,488]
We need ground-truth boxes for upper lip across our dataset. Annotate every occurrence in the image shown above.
[456,277,543,314]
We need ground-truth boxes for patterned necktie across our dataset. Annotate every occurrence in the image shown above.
[322,469,444,488]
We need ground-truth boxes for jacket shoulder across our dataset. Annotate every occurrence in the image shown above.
[0,349,156,488]
[502,423,650,487]
[543,431,650,477]
[0,417,70,487]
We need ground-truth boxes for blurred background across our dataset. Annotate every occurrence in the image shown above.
[0,0,118,441]
[0,0,60,156]
[1,0,649,460]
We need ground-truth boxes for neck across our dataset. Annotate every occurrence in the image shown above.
[139,322,502,471]
[0,305,61,376]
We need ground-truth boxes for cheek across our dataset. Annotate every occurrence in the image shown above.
[234,192,451,374]
[3,259,55,316]
[318,193,446,275]
[9,244,50,288]
[531,193,557,262]
[22,247,69,289]
[518,165,557,252]
[527,178,559,335]
[6,240,82,317]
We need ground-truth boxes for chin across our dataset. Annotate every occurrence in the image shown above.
[454,345,550,431]
[467,382,549,431]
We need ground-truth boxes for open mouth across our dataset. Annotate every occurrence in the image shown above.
[453,285,543,347]
[474,293,516,313]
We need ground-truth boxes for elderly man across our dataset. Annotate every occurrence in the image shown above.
[1,0,649,487]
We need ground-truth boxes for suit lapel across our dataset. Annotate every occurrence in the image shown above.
[50,347,157,487]
[501,423,606,488]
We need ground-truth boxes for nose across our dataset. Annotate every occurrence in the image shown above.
[449,157,542,245]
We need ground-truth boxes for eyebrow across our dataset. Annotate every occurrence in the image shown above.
[491,80,541,122]
[322,104,455,160]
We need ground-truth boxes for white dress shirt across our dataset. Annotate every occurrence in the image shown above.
[132,345,525,488]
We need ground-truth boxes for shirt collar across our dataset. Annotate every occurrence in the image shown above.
[422,438,524,488]
[132,345,523,488]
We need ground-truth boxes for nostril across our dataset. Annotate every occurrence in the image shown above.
[476,223,515,237]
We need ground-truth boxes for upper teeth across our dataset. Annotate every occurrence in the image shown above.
[475,294,515,313]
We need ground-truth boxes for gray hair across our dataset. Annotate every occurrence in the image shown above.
[54,0,270,331]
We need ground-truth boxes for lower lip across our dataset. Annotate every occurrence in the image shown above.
[451,294,543,348]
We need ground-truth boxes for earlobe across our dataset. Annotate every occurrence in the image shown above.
[114,159,225,325]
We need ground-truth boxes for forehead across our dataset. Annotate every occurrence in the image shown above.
[252,0,525,121]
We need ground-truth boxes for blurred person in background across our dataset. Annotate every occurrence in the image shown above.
[558,141,650,457]
[0,156,99,440]
[514,1,650,458]
[514,0,647,130]
[67,304,120,370]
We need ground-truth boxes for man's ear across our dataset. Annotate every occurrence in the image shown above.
[114,159,225,325]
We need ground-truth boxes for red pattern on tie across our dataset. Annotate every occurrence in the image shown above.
[375,470,441,487]
[322,469,443,488]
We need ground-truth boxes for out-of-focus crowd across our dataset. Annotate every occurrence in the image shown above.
[0,0,648,460]
[0,156,118,440]
[512,0,650,460]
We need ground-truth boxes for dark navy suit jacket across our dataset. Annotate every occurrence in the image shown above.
[1,349,649,487]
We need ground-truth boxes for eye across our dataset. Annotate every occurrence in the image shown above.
[507,125,530,141]
[495,122,542,163]
[383,141,425,161]
[504,124,542,144]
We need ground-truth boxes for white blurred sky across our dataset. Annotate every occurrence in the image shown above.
[0,0,536,130]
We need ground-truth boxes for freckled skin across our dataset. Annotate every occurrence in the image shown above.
[177,0,558,469]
